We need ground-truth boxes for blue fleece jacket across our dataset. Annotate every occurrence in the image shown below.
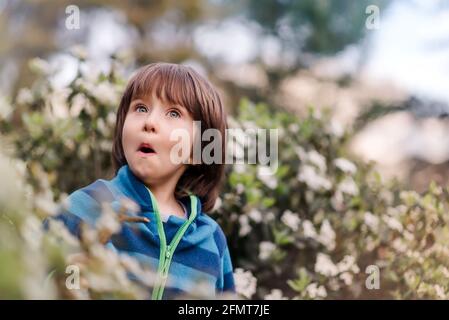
[53,164,235,299]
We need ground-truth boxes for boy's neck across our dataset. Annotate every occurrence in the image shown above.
[150,187,175,207]
[145,178,186,218]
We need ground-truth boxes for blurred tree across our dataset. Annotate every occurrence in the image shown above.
[243,0,386,55]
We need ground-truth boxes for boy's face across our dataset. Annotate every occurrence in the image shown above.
[122,92,195,186]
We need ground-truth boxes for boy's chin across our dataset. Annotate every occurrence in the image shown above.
[132,164,171,181]
[134,163,155,173]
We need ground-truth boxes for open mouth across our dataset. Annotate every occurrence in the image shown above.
[138,143,156,155]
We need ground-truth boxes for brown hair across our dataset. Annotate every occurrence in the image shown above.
[112,62,227,213]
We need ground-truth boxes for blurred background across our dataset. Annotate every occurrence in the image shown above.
[2,0,449,300]
[2,0,449,190]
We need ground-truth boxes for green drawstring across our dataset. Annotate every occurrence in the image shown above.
[146,187,197,300]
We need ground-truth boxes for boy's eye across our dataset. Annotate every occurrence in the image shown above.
[167,110,181,118]
[136,105,148,113]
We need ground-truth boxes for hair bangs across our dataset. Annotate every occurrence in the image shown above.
[130,63,199,117]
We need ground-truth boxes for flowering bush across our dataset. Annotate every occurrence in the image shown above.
[1,54,449,299]
[0,55,120,198]
[0,147,158,299]
[213,100,449,299]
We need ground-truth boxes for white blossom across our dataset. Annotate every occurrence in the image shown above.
[107,111,116,126]
[302,220,318,239]
[298,165,332,191]
[383,215,403,232]
[281,210,301,231]
[259,241,276,260]
[119,254,157,287]
[334,158,357,175]
[315,253,338,277]
[34,191,59,217]
[97,203,121,235]
[305,282,327,299]
[328,278,341,291]
[257,166,278,189]
[236,183,245,194]
[238,215,251,237]
[234,268,257,299]
[392,238,407,253]
[364,211,379,232]
[264,289,288,300]
[70,93,93,117]
[0,95,12,120]
[96,118,109,136]
[307,150,327,173]
[337,176,359,196]
[329,119,344,137]
[241,120,258,130]
[318,219,336,251]
[441,267,449,278]
[248,208,263,223]
[294,146,307,160]
[91,82,120,106]
[49,89,71,119]
[435,285,446,299]
[47,219,80,247]
[99,140,113,152]
[403,230,414,241]
[387,206,401,217]
[336,255,359,274]
[265,211,275,222]
[70,45,88,60]
[234,164,246,174]
[331,190,344,211]
[78,143,91,159]
[20,216,44,250]
[29,57,51,74]
[17,88,34,105]
[339,272,353,286]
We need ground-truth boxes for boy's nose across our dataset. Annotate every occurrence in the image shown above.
[143,112,160,132]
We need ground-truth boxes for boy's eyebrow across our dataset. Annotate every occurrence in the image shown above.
[130,98,187,110]
[130,98,146,106]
